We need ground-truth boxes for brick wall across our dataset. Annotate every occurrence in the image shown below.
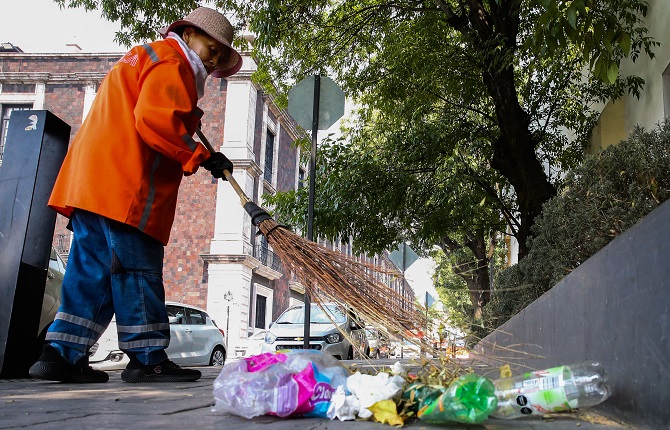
[44,83,86,133]
[0,54,120,142]
[197,78,228,149]
[163,169,217,309]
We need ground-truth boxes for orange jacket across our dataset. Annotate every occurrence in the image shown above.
[49,38,211,245]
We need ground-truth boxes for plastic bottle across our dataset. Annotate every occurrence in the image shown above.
[491,361,611,419]
[416,373,498,424]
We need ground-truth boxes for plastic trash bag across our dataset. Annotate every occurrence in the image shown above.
[212,350,350,419]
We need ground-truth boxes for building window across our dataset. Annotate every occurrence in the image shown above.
[260,234,269,255]
[251,284,273,331]
[201,261,209,284]
[56,233,71,255]
[1,84,34,93]
[255,295,267,329]
[264,130,275,183]
[1,104,32,164]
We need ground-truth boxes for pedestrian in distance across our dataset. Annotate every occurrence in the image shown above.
[29,6,242,383]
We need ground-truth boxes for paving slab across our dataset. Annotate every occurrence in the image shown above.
[0,363,632,430]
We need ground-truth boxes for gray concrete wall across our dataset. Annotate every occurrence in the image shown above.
[475,198,670,429]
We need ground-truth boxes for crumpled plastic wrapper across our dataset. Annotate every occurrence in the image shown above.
[213,350,350,419]
[327,362,407,421]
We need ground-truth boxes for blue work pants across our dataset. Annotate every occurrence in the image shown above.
[46,210,169,366]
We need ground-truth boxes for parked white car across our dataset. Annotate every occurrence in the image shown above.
[90,301,226,370]
[233,330,267,358]
[261,303,369,360]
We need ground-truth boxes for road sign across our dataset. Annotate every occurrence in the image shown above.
[389,243,420,272]
[288,75,345,130]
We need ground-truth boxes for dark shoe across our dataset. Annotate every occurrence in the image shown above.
[121,358,201,383]
[29,344,109,383]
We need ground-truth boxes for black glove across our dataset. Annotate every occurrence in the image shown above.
[201,152,233,180]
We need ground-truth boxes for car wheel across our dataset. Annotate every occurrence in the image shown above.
[364,347,370,358]
[210,346,226,366]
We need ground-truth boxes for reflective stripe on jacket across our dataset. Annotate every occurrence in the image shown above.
[49,38,210,245]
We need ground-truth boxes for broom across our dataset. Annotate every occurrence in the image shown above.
[195,128,433,356]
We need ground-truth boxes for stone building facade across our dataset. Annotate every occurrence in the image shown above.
[0,48,414,356]
[587,0,670,154]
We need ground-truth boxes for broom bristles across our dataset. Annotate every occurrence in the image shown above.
[258,218,438,356]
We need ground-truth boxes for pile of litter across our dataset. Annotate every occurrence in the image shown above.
[212,350,611,426]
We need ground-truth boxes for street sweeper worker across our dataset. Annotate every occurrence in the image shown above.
[29,6,241,384]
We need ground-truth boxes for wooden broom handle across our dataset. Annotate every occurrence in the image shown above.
[195,128,250,205]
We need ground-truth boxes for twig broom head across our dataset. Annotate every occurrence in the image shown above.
[244,202,433,353]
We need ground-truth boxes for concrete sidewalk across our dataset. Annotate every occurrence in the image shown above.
[0,365,631,430]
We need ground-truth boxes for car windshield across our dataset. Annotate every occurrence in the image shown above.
[275,304,346,324]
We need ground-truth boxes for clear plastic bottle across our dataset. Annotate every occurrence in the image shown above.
[491,361,611,419]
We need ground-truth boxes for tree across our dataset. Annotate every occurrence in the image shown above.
[247,0,652,317]
[432,250,476,332]
[56,2,656,257]
[227,0,655,258]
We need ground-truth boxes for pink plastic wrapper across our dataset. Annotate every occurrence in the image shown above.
[212,350,351,419]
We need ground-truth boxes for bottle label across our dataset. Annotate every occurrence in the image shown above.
[512,365,576,415]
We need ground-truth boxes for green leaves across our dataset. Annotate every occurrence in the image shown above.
[566,4,578,29]
[607,62,619,84]
[530,0,658,85]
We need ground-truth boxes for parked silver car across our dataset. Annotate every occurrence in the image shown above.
[30,247,67,363]
[90,301,227,370]
[39,247,66,340]
[261,303,369,360]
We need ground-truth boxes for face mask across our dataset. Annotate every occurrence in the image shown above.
[167,32,208,99]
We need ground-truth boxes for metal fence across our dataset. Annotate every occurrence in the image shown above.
[252,244,282,272]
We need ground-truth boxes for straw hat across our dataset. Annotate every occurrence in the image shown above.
[159,7,242,78]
